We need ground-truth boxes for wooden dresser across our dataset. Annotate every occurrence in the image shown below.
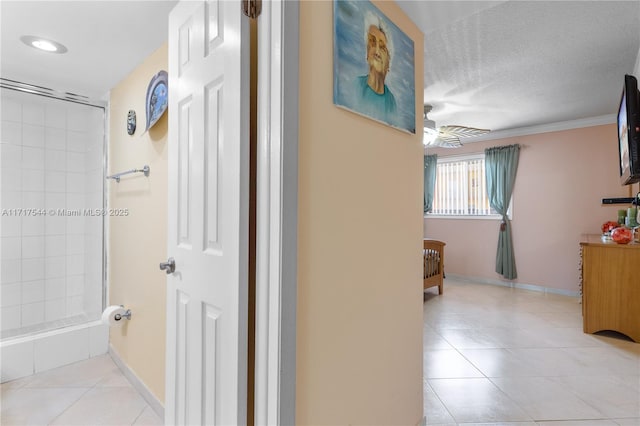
[580,234,640,342]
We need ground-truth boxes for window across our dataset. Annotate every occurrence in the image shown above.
[429,154,510,218]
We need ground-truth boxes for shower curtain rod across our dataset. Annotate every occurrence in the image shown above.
[0,78,106,109]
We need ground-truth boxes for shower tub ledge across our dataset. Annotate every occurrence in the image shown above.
[0,320,109,383]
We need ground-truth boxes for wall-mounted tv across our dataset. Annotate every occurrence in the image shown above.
[617,74,640,185]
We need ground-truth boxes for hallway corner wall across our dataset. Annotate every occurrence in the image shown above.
[297,1,425,424]
[107,43,168,404]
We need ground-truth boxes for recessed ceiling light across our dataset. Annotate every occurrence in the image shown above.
[20,35,68,54]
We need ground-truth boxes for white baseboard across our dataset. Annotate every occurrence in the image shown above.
[446,273,580,297]
[108,345,164,420]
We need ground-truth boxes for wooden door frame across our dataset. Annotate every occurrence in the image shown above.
[254,1,298,424]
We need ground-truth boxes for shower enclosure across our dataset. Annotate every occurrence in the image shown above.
[0,83,107,381]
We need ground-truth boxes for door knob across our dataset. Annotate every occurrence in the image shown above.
[159,257,176,274]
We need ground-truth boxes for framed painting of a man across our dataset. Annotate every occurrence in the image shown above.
[333,0,415,134]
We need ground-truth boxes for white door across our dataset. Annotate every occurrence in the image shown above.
[165,1,249,425]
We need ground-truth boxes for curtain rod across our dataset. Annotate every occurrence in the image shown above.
[0,78,106,109]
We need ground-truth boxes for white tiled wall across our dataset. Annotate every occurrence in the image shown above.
[0,321,109,382]
[0,89,105,336]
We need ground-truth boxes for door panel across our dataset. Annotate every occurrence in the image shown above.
[203,80,222,253]
[166,1,249,424]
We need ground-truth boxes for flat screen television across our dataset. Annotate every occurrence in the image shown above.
[617,74,640,185]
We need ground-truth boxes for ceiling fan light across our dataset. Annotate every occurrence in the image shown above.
[423,118,436,130]
[423,127,439,145]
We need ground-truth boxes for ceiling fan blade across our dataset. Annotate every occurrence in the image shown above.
[424,128,462,147]
[439,125,490,138]
[430,134,462,148]
[422,104,488,148]
[424,134,462,148]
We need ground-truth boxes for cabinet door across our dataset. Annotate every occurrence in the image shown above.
[582,244,640,342]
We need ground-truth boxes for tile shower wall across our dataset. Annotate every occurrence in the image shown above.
[0,89,104,337]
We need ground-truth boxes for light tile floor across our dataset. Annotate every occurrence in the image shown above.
[423,278,640,426]
[0,354,162,426]
[2,279,638,425]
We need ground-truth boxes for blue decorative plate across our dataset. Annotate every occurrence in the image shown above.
[145,70,168,131]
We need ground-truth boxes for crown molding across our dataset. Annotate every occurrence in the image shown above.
[455,114,617,144]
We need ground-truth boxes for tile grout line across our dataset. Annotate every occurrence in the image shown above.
[128,404,149,426]
[46,385,93,425]
[423,380,457,425]
[423,279,640,425]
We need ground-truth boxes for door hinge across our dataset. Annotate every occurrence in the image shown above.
[242,0,261,18]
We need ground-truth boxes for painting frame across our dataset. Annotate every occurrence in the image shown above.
[333,0,416,134]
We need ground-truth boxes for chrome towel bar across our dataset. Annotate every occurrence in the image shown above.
[106,165,150,183]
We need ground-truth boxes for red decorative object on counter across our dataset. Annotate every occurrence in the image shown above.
[601,221,620,234]
[611,227,633,244]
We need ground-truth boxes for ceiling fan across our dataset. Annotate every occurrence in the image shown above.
[423,104,490,148]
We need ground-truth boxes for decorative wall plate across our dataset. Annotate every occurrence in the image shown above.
[127,110,136,135]
[145,70,168,131]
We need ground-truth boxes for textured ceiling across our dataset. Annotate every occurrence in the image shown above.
[397,0,640,133]
[1,1,639,135]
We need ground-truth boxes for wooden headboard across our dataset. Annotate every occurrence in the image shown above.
[423,239,445,295]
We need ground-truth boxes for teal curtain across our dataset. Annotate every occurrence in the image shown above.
[485,144,520,279]
[424,154,437,213]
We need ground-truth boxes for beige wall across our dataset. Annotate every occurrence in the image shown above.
[297,1,424,424]
[425,124,634,293]
[108,44,168,403]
